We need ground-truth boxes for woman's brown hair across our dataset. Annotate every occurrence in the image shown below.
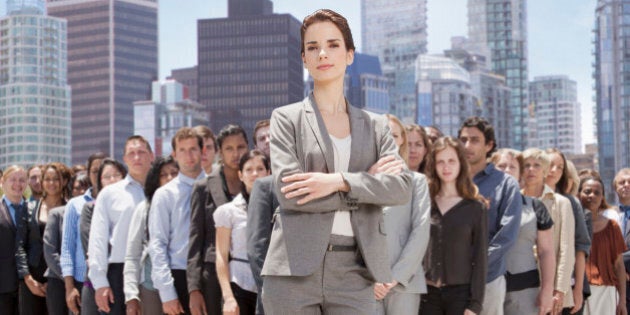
[426,137,481,202]
[300,9,355,55]
[405,124,432,173]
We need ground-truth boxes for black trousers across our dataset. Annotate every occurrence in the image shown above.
[99,263,125,315]
[46,277,69,315]
[19,279,48,315]
[0,291,18,315]
[420,284,471,315]
[231,282,257,315]
[202,262,222,315]
[173,269,191,315]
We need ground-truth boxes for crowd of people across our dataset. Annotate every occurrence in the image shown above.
[0,8,629,315]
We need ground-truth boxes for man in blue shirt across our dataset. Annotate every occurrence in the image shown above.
[458,117,522,315]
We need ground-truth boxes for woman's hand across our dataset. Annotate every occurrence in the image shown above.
[24,274,46,297]
[373,283,390,300]
[569,286,583,314]
[618,301,627,315]
[367,155,404,176]
[222,296,239,315]
[552,290,564,315]
[536,287,554,315]
[281,172,347,205]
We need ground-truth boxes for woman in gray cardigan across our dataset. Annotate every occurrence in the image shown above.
[374,115,431,314]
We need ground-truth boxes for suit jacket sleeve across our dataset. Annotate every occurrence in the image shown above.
[341,115,411,206]
[246,178,274,290]
[43,207,63,279]
[555,197,575,294]
[270,107,410,213]
[469,202,489,314]
[391,174,430,287]
[187,179,207,293]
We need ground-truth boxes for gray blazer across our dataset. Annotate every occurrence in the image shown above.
[383,172,430,293]
[43,206,65,279]
[261,94,411,283]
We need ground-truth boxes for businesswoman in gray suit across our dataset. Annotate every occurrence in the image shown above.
[374,114,431,314]
[261,9,411,314]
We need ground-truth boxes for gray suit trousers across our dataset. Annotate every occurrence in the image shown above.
[375,291,421,315]
[262,235,375,314]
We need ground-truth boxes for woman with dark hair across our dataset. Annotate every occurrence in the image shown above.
[215,150,270,315]
[545,148,592,315]
[261,8,410,314]
[406,124,431,174]
[579,175,627,315]
[0,165,28,315]
[16,162,72,315]
[79,158,127,315]
[421,137,488,315]
[124,156,178,315]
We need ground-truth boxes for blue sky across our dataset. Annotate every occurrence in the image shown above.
[1,0,597,146]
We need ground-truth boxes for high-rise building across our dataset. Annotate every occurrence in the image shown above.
[47,0,158,164]
[529,75,581,154]
[594,0,630,201]
[0,0,71,168]
[168,66,198,101]
[362,0,428,123]
[467,0,528,149]
[415,54,479,137]
[197,0,302,138]
[445,38,511,148]
[134,80,208,157]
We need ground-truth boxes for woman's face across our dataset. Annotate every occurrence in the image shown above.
[159,162,179,187]
[435,147,460,185]
[239,156,270,193]
[72,179,86,197]
[579,179,604,212]
[100,165,124,188]
[42,168,64,198]
[495,153,521,181]
[546,152,564,188]
[407,130,427,170]
[388,120,404,149]
[302,21,353,85]
[523,157,545,189]
[2,170,27,202]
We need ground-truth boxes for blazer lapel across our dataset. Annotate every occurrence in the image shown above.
[304,94,335,172]
[0,201,16,230]
[347,102,366,173]
[208,171,229,206]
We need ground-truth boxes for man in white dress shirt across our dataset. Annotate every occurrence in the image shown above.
[88,136,154,314]
[149,127,207,315]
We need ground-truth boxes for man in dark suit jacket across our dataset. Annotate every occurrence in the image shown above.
[246,175,278,315]
[187,123,249,315]
[0,191,27,315]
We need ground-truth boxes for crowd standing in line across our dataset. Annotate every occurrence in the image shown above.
[1,8,630,315]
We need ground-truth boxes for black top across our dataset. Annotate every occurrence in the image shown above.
[423,198,488,314]
[531,197,554,230]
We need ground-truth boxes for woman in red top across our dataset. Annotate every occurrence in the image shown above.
[579,175,627,315]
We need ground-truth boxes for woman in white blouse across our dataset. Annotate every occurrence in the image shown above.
[214,150,270,315]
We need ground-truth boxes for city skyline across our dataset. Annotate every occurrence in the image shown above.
[0,0,598,146]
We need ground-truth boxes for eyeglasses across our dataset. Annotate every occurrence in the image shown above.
[102,173,123,181]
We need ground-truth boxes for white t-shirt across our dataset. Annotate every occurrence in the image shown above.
[330,134,354,237]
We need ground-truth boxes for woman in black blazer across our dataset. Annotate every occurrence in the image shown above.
[0,165,29,315]
[16,162,71,315]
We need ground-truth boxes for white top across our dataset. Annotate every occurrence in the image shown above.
[88,175,145,290]
[149,171,207,302]
[330,134,353,236]
[213,194,256,293]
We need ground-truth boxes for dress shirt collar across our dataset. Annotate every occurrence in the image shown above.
[82,187,94,201]
[620,204,630,213]
[177,171,206,186]
[474,163,497,180]
[521,184,555,200]
[232,193,247,209]
[3,195,24,208]
[124,174,144,189]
